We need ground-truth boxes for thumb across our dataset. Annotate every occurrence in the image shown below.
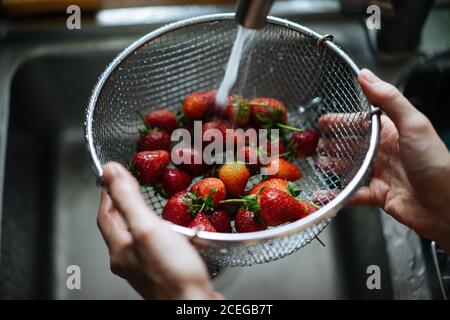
[358,69,424,132]
[102,162,159,234]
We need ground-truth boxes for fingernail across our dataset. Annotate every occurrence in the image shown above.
[360,69,380,84]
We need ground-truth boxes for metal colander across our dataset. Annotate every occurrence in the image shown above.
[85,14,380,268]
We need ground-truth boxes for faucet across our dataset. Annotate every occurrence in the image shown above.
[342,0,435,53]
[235,0,275,29]
[376,0,435,53]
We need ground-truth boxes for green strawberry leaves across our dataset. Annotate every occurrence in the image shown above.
[182,189,217,215]
[176,110,187,127]
[287,182,302,198]
[153,183,168,198]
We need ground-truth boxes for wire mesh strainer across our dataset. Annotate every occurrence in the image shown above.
[85,14,380,268]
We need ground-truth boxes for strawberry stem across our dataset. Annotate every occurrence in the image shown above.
[275,151,290,158]
[242,102,270,108]
[308,201,321,209]
[220,199,250,204]
[276,123,303,132]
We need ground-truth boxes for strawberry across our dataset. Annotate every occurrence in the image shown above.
[208,210,232,233]
[188,213,217,232]
[172,146,208,176]
[137,130,171,152]
[224,95,250,127]
[289,129,320,158]
[249,97,288,129]
[190,177,226,207]
[235,208,266,233]
[218,161,250,197]
[204,90,217,103]
[264,158,302,181]
[144,109,178,132]
[131,150,169,185]
[162,191,194,227]
[203,90,218,117]
[237,145,261,174]
[298,200,319,215]
[183,92,211,120]
[202,118,231,146]
[223,187,307,227]
[247,178,289,195]
[258,188,307,226]
[161,168,192,197]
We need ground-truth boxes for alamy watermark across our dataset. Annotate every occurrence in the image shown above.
[366,5,381,30]
[366,264,381,290]
[66,5,81,30]
[66,265,81,290]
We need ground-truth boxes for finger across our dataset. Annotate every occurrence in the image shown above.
[311,189,340,205]
[97,190,132,253]
[347,186,374,206]
[317,136,362,158]
[315,155,350,176]
[359,69,425,132]
[102,162,159,234]
[318,112,369,136]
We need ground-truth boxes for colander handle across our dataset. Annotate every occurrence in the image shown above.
[236,0,274,29]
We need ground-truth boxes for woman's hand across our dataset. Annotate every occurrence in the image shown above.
[97,162,223,300]
[333,69,450,252]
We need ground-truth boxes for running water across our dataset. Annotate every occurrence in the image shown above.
[215,26,257,109]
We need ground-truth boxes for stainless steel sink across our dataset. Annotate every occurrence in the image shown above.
[0,2,448,299]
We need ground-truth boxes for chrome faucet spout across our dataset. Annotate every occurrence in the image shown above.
[235,0,275,29]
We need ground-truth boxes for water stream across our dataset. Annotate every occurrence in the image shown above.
[215,26,257,109]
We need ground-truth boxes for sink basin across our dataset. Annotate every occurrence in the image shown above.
[6,4,447,299]
[0,32,393,300]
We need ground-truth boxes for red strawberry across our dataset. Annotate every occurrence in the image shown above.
[144,109,178,132]
[188,212,217,232]
[190,177,226,207]
[235,208,266,233]
[224,95,250,127]
[182,92,210,120]
[137,130,171,152]
[258,188,307,226]
[131,150,169,185]
[204,90,217,103]
[298,200,319,215]
[289,129,320,158]
[237,145,261,174]
[218,161,249,197]
[249,97,288,129]
[172,146,208,176]
[162,192,194,227]
[202,118,230,146]
[161,168,192,197]
[247,178,289,195]
[264,158,302,181]
[203,90,218,118]
[208,210,232,233]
